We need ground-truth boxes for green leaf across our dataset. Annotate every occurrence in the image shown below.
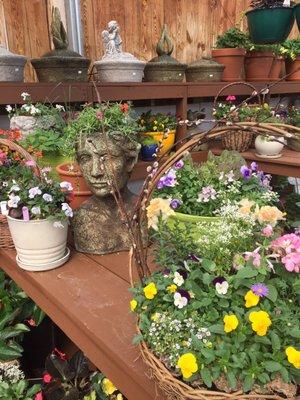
[226,371,237,390]
[0,343,23,360]
[202,273,212,285]
[200,368,212,388]
[270,332,280,351]
[243,375,254,392]
[289,327,300,339]
[209,324,224,334]
[266,285,278,303]
[236,267,258,280]
[191,298,212,309]
[264,361,281,372]
[26,384,41,397]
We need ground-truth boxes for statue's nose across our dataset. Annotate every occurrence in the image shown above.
[91,157,104,177]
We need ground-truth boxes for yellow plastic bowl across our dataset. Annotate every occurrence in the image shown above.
[143,130,176,156]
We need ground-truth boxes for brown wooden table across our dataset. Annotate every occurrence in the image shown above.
[0,248,165,400]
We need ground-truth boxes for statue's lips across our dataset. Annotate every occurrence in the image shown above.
[89,181,109,189]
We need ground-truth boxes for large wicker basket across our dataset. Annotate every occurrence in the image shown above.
[0,139,39,250]
[129,119,300,400]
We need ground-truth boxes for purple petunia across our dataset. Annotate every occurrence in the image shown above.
[251,283,269,297]
[240,165,252,180]
[157,169,177,189]
[170,198,181,209]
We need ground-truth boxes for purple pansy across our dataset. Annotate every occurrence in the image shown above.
[240,165,252,180]
[157,169,177,189]
[178,269,188,280]
[170,198,181,209]
[250,162,258,172]
[213,277,226,285]
[251,283,269,297]
[177,289,191,301]
[174,159,184,169]
[163,268,171,277]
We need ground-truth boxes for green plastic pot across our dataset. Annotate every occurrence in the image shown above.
[246,7,295,44]
[295,4,300,31]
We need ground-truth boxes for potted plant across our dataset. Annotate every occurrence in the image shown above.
[246,0,295,44]
[140,136,159,161]
[255,134,286,157]
[1,164,73,271]
[212,28,249,81]
[138,111,177,156]
[6,92,65,138]
[245,42,285,81]
[282,37,300,81]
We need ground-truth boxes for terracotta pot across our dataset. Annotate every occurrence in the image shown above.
[269,56,284,81]
[212,48,246,82]
[245,52,283,81]
[56,162,92,209]
[285,56,300,81]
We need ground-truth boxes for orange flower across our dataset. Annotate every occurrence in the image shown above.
[120,103,129,113]
[256,206,285,226]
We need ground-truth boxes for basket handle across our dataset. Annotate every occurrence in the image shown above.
[213,82,262,109]
[0,138,41,177]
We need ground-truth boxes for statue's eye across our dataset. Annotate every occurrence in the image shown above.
[79,155,90,164]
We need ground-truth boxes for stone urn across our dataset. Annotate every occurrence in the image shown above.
[186,58,225,82]
[94,20,145,82]
[0,45,27,82]
[31,7,90,82]
[10,114,61,138]
[144,25,186,82]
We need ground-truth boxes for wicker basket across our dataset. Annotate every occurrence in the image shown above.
[0,138,40,250]
[129,117,300,400]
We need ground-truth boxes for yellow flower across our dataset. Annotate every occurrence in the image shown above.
[151,312,160,321]
[143,282,157,299]
[102,378,117,395]
[146,198,175,230]
[286,347,300,369]
[239,198,255,215]
[177,353,198,379]
[244,290,260,308]
[153,126,157,131]
[117,394,123,400]
[154,120,158,124]
[249,310,272,336]
[223,315,239,333]
[256,206,285,226]
[167,284,177,293]
[130,299,137,312]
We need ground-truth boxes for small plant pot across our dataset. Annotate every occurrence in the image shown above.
[285,56,300,81]
[56,162,92,209]
[7,216,69,271]
[212,48,246,82]
[140,144,158,161]
[143,130,176,156]
[246,7,295,44]
[295,4,300,31]
[245,51,282,81]
[255,135,286,158]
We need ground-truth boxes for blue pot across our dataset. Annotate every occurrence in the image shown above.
[141,144,158,161]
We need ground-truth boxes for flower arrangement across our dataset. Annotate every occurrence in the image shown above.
[138,111,177,132]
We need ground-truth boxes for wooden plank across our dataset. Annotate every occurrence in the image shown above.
[139,0,153,62]
[124,0,140,59]
[80,0,97,61]
[0,0,8,47]
[151,0,164,59]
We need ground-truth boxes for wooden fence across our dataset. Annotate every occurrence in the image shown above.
[0,0,299,82]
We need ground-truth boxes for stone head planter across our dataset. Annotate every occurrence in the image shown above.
[0,45,27,82]
[72,131,141,254]
[31,7,90,82]
[94,20,145,82]
[144,25,186,82]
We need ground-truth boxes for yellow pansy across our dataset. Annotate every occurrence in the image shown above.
[177,353,198,379]
[167,284,177,293]
[151,312,160,321]
[130,299,137,312]
[102,378,117,395]
[143,282,158,299]
[223,314,239,333]
[286,347,300,369]
[244,290,260,308]
[249,310,272,336]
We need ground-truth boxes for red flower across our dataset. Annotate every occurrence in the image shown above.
[53,348,67,360]
[35,392,43,400]
[43,373,53,383]
[26,318,36,327]
[120,103,129,113]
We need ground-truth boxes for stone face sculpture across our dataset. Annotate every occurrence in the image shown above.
[93,20,145,82]
[72,132,140,254]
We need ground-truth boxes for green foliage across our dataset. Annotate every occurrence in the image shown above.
[284,192,300,229]
[141,136,158,146]
[288,106,300,127]
[0,379,40,400]
[138,111,177,132]
[215,28,249,49]
[282,38,300,60]
[20,129,64,155]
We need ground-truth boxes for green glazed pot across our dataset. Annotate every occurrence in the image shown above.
[295,4,300,31]
[246,7,295,44]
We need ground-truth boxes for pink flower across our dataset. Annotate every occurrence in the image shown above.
[226,95,236,102]
[244,247,261,267]
[262,225,273,237]
[43,373,52,383]
[25,160,36,167]
[96,111,103,120]
[272,234,300,254]
[35,393,43,400]
[26,318,36,327]
[282,252,300,273]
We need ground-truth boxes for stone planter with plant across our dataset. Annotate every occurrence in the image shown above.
[212,28,249,81]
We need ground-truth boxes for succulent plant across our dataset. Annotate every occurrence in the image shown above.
[250,0,286,9]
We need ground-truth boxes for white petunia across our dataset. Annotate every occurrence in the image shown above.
[31,206,41,215]
[215,281,229,295]
[5,105,12,113]
[62,203,73,218]
[173,272,184,287]
[42,193,53,202]
[174,292,188,309]
[7,195,20,208]
[21,92,30,100]
[60,181,73,191]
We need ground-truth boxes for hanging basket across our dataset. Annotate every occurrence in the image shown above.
[129,114,300,400]
[0,139,40,250]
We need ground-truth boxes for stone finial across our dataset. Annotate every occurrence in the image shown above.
[156,24,174,57]
[51,6,68,50]
[102,20,123,57]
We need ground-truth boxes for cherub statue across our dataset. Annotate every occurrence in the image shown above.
[102,20,123,57]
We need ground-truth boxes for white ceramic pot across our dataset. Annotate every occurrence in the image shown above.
[7,216,69,271]
[255,135,286,157]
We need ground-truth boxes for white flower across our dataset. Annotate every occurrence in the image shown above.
[28,187,42,199]
[9,184,20,192]
[62,202,73,217]
[30,105,41,115]
[2,182,8,187]
[31,206,41,215]
[53,221,64,229]
[215,281,229,295]
[21,92,30,100]
[42,193,53,202]
[5,105,12,113]
[174,292,188,309]
[7,195,20,208]
[60,181,73,191]
[55,104,65,111]
[173,272,184,287]
[230,105,236,111]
